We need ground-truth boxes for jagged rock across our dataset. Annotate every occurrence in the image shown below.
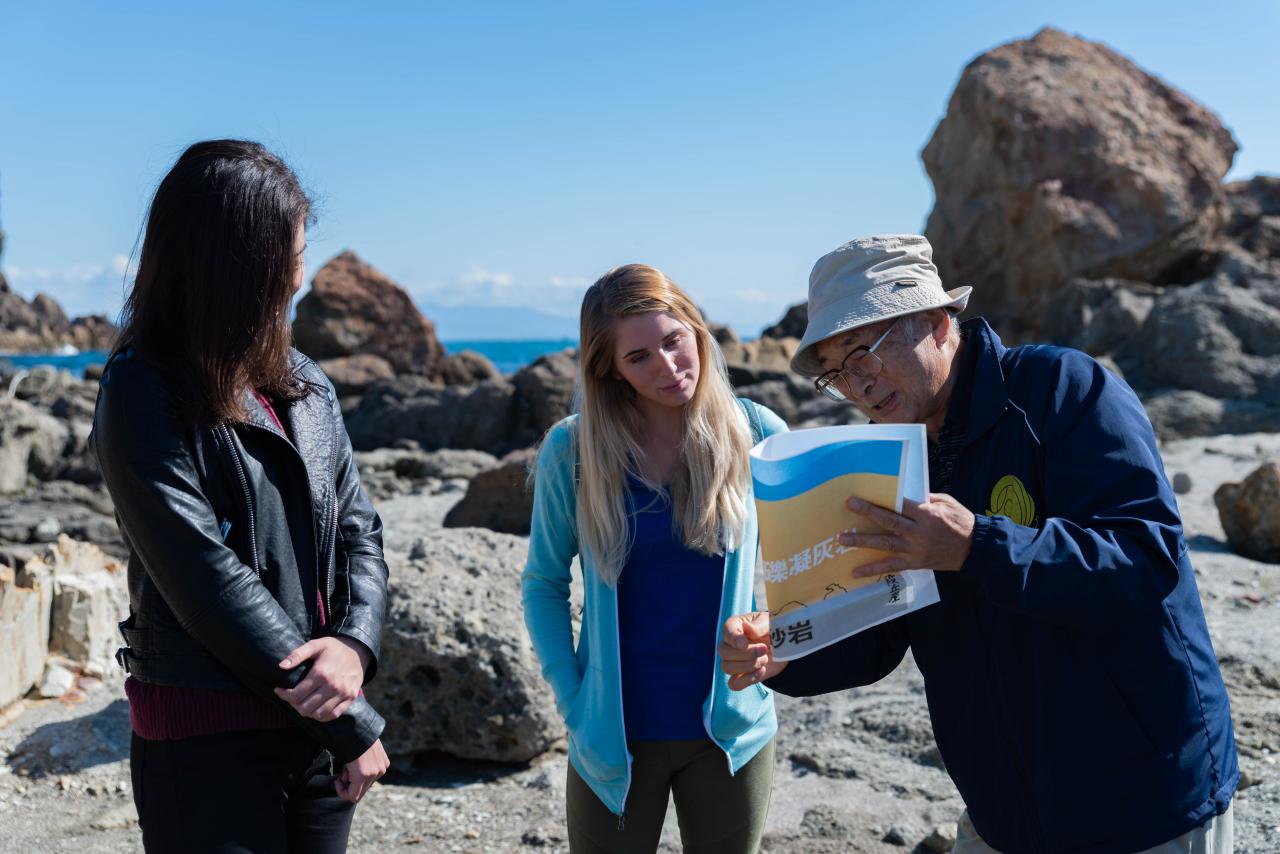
[0,481,122,553]
[510,350,577,449]
[721,336,797,386]
[354,447,500,500]
[798,804,857,839]
[0,558,52,709]
[10,537,129,676]
[356,447,500,481]
[1140,390,1280,440]
[367,532,567,762]
[734,380,801,428]
[443,449,536,535]
[0,279,116,353]
[1041,278,1160,356]
[709,322,740,346]
[791,394,864,430]
[1214,463,1280,563]
[762,302,807,340]
[922,823,959,853]
[1116,278,1280,402]
[345,376,518,453]
[882,826,909,846]
[923,28,1237,339]
[436,350,503,385]
[317,353,396,397]
[1225,176,1280,263]
[293,250,446,376]
[6,366,98,407]
[348,350,577,456]
[0,398,71,494]
[36,660,75,698]
[65,314,117,352]
[30,294,69,329]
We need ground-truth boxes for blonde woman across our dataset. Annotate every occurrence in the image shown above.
[522,264,785,852]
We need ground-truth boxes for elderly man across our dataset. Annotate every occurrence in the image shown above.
[721,235,1237,853]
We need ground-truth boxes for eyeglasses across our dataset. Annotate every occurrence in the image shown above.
[813,318,901,402]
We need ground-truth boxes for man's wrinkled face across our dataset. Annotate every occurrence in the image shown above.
[814,312,951,428]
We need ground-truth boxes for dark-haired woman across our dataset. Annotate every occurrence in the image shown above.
[91,139,389,853]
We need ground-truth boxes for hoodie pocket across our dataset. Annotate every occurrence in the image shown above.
[564,668,626,784]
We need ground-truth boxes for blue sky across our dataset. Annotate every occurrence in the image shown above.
[1,1,1276,339]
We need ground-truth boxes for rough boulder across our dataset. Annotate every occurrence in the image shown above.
[293,251,446,376]
[923,28,1237,339]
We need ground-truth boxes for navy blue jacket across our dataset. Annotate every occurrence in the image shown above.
[769,318,1237,854]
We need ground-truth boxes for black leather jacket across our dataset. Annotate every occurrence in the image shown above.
[90,348,388,763]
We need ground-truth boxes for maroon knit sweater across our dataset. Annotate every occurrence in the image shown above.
[128,391,321,740]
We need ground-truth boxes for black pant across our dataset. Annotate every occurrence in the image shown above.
[131,729,356,853]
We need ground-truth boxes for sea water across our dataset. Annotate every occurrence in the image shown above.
[2,339,578,378]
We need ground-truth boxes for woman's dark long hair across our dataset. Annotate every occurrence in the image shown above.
[114,139,313,425]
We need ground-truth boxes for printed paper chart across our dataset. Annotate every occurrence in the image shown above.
[750,424,940,660]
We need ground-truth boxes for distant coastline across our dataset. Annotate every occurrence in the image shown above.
[1,338,579,377]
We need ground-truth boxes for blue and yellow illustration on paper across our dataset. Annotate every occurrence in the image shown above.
[752,438,906,615]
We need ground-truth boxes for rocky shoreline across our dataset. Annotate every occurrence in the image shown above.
[2,26,1279,853]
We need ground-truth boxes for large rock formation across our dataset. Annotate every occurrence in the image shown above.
[346,376,520,453]
[344,350,577,454]
[293,251,446,376]
[366,531,567,762]
[914,29,1280,438]
[0,536,128,709]
[0,561,50,709]
[1040,179,1280,438]
[923,28,1238,340]
[0,281,116,353]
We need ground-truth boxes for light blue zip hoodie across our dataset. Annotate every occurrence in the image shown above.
[521,399,785,816]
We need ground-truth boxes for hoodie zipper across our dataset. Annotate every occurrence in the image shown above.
[612,583,631,830]
[219,424,261,578]
[704,549,735,774]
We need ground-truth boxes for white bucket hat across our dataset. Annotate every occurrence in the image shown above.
[791,234,972,377]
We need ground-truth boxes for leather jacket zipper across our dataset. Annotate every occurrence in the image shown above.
[325,492,338,621]
[219,424,261,578]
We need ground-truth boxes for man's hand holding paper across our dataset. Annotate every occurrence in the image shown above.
[842,494,975,578]
[746,423,941,659]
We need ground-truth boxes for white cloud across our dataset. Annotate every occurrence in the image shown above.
[412,267,591,318]
[458,265,515,288]
[736,288,773,304]
[4,254,134,320]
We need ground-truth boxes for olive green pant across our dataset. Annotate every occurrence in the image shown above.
[566,738,774,854]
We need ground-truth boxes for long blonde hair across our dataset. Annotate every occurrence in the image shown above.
[570,263,753,585]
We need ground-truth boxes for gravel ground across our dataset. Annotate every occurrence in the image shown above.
[2,434,1278,853]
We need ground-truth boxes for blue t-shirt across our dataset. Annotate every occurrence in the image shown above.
[616,476,726,742]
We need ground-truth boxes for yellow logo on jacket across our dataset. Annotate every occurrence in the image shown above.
[986,475,1036,527]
